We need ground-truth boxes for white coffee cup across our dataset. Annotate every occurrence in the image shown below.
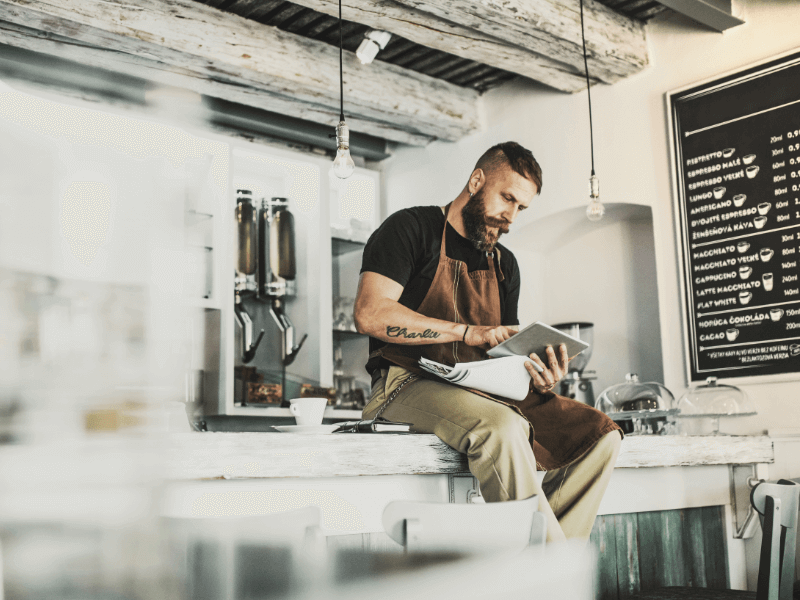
[289,397,328,426]
[739,291,753,305]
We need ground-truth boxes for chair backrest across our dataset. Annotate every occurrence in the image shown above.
[750,479,800,600]
[163,506,325,600]
[382,494,545,554]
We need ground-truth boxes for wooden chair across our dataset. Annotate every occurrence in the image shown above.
[630,479,800,600]
[381,493,546,554]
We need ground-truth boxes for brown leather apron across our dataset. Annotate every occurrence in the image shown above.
[374,203,621,471]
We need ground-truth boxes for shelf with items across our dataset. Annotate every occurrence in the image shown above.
[328,170,379,413]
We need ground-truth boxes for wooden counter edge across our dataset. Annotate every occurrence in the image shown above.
[163,433,774,480]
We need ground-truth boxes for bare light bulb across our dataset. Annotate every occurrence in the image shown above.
[586,173,605,222]
[333,120,355,179]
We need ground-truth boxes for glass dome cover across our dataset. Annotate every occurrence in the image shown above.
[596,373,675,415]
[676,377,756,417]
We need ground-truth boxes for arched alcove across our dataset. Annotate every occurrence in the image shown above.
[505,203,664,398]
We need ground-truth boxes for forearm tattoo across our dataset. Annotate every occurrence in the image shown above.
[386,326,441,339]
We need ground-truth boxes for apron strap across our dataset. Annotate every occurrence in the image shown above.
[493,247,505,283]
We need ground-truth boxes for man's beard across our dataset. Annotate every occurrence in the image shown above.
[461,190,510,252]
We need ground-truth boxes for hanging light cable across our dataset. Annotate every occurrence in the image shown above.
[332,0,355,179]
[581,0,604,222]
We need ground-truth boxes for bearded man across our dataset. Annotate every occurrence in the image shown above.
[353,142,622,543]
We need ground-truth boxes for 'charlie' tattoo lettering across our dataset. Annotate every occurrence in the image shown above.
[386,326,441,339]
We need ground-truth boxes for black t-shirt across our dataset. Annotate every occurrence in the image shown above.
[360,205,521,375]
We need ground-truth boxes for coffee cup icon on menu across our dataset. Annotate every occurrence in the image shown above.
[733,194,747,207]
[723,148,736,158]
[739,291,753,305]
[738,266,753,279]
[757,202,772,216]
[770,308,784,322]
[760,248,774,262]
[754,216,768,229]
[790,344,800,357]
[737,241,750,253]
[725,328,739,342]
[763,272,774,291]
[746,165,760,179]
[743,154,757,165]
[713,186,726,200]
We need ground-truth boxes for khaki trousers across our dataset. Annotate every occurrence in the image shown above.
[363,367,622,543]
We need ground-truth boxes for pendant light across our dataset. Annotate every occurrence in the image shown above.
[332,0,355,179]
[580,0,604,222]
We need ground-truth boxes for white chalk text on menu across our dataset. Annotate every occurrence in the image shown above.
[670,50,800,381]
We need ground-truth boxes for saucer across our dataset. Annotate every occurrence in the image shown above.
[273,424,339,434]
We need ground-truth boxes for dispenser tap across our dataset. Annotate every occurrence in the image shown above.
[234,294,264,364]
[269,298,307,366]
[285,333,308,367]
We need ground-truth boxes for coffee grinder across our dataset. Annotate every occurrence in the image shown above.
[553,322,596,406]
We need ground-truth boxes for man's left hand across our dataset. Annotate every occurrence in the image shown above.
[525,344,569,394]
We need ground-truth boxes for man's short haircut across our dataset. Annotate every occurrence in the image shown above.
[474,142,542,194]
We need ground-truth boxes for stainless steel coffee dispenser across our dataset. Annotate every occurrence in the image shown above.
[259,197,306,368]
[234,189,264,364]
[233,192,306,367]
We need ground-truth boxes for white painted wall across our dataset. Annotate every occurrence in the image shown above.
[380,2,800,437]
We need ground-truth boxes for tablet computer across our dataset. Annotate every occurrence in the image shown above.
[486,321,589,360]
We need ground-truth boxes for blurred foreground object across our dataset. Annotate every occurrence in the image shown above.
[0,270,182,599]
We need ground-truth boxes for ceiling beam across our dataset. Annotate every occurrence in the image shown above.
[0,0,481,145]
[288,0,592,93]
[389,0,649,84]
[655,0,744,31]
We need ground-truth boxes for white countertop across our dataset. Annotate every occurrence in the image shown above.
[163,433,774,480]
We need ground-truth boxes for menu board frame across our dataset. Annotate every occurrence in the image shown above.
[668,47,800,384]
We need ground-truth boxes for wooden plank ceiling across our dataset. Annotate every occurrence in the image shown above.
[194,0,517,93]
[0,0,657,149]
[195,0,663,94]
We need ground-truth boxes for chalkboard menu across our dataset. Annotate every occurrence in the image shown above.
[669,50,800,381]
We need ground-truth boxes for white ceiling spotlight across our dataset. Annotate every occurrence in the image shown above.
[356,30,392,65]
